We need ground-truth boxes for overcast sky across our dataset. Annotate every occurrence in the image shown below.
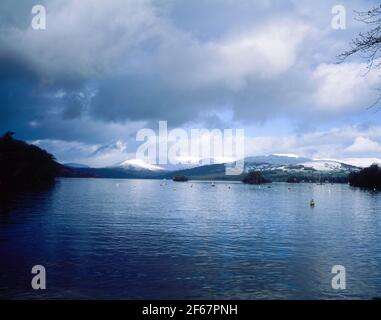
[1,0,381,167]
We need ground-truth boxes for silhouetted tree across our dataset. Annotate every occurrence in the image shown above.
[3,131,15,139]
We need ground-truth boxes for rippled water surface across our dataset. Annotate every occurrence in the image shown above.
[1,178,381,299]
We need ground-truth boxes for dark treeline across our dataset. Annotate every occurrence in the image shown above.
[0,131,59,190]
[349,164,381,190]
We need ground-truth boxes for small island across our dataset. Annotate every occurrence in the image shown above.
[349,164,381,190]
[242,170,271,185]
[173,175,189,182]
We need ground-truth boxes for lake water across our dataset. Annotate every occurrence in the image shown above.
[1,178,381,299]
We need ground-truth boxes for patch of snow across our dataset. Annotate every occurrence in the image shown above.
[272,153,300,158]
[301,161,342,171]
[119,159,164,171]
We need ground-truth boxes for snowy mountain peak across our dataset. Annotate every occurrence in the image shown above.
[118,159,164,171]
[272,153,300,158]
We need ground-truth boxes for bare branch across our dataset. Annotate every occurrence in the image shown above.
[338,5,381,110]
[339,6,381,66]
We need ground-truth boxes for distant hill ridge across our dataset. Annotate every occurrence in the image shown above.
[61,154,362,182]
[2,133,376,187]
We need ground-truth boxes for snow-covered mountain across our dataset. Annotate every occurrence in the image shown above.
[245,154,311,166]
[116,159,165,172]
[300,160,343,171]
[114,154,361,175]
[152,157,236,171]
[243,154,359,173]
[63,153,368,180]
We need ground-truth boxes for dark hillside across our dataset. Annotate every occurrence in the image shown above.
[0,132,59,190]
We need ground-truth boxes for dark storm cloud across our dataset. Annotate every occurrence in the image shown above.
[0,52,90,140]
[90,75,232,126]
[0,56,46,135]
[1,0,377,134]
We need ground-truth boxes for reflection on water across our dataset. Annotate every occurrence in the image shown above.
[1,178,381,299]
